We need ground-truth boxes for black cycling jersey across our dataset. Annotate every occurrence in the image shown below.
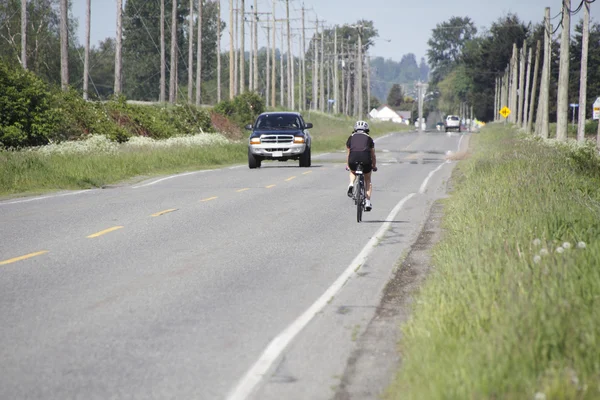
[346,131,374,153]
[346,131,374,173]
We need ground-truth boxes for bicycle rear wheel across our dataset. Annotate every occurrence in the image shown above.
[356,177,363,223]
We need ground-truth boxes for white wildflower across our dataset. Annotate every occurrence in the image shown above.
[562,242,571,249]
[577,241,587,249]
[533,238,542,246]
[534,392,546,400]
[556,247,565,254]
[533,255,541,264]
[540,248,549,256]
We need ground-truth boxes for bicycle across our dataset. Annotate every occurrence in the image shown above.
[347,163,376,223]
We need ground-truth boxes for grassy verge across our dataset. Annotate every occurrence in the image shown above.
[0,113,407,197]
[305,111,410,153]
[385,124,600,399]
[0,141,248,197]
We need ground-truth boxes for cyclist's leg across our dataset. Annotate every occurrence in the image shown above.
[364,171,372,200]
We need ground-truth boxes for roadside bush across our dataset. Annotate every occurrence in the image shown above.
[0,61,57,148]
[214,91,264,127]
[104,100,212,140]
[52,90,129,142]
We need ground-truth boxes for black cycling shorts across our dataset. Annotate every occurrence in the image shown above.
[348,152,372,173]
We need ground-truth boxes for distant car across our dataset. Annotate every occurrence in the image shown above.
[436,122,444,131]
[246,112,313,169]
[445,115,461,132]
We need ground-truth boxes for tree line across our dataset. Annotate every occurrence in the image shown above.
[426,7,600,125]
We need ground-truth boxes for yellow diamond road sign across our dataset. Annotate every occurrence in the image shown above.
[499,106,511,118]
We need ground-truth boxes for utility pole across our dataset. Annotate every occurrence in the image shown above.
[494,78,498,121]
[286,0,293,109]
[21,0,27,70]
[249,9,254,91]
[357,25,363,119]
[160,0,166,102]
[265,23,271,105]
[541,7,552,138]
[271,3,276,107]
[509,43,518,123]
[517,42,526,126]
[234,0,238,94]
[188,0,194,104]
[217,0,222,102]
[229,0,234,99]
[169,0,177,102]
[334,26,339,114]
[577,0,590,142]
[301,4,306,111]
[416,81,427,133]
[83,0,90,99]
[522,46,532,130]
[556,0,571,141]
[280,26,284,106]
[312,19,318,110]
[239,0,245,94]
[527,41,541,134]
[253,0,258,94]
[320,23,325,112]
[195,0,203,105]
[366,52,371,115]
[60,0,69,91]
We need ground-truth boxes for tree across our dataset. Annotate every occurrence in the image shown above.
[454,14,529,120]
[398,54,420,83]
[419,57,429,82]
[427,16,477,84]
[88,38,116,99]
[387,84,404,108]
[122,0,224,102]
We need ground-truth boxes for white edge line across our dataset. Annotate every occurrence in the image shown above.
[417,134,462,195]
[0,190,96,206]
[419,161,450,194]
[313,152,331,159]
[132,170,212,188]
[226,192,416,400]
[373,132,395,143]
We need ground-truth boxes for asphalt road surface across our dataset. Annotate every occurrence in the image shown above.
[0,130,466,400]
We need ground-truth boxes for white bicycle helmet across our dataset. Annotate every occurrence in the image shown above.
[353,120,370,133]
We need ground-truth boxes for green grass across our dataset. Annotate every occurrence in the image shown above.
[385,124,600,399]
[0,143,247,197]
[305,111,410,153]
[0,113,407,197]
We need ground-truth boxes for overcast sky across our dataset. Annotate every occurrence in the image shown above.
[72,0,599,63]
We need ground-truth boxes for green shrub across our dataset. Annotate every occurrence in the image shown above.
[214,92,264,127]
[0,61,57,148]
[51,90,130,142]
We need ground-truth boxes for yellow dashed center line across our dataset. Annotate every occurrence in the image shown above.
[87,226,124,238]
[151,208,178,217]
[302,171,312,175]
[236,188,250,192]
[266,184,276,189]
[201,196,218,202]
[285,176,296,182]
[0,250,49,266]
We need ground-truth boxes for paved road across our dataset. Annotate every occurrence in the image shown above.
[0,130,466,400]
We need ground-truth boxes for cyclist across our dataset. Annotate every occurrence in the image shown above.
[346,120,377,211]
